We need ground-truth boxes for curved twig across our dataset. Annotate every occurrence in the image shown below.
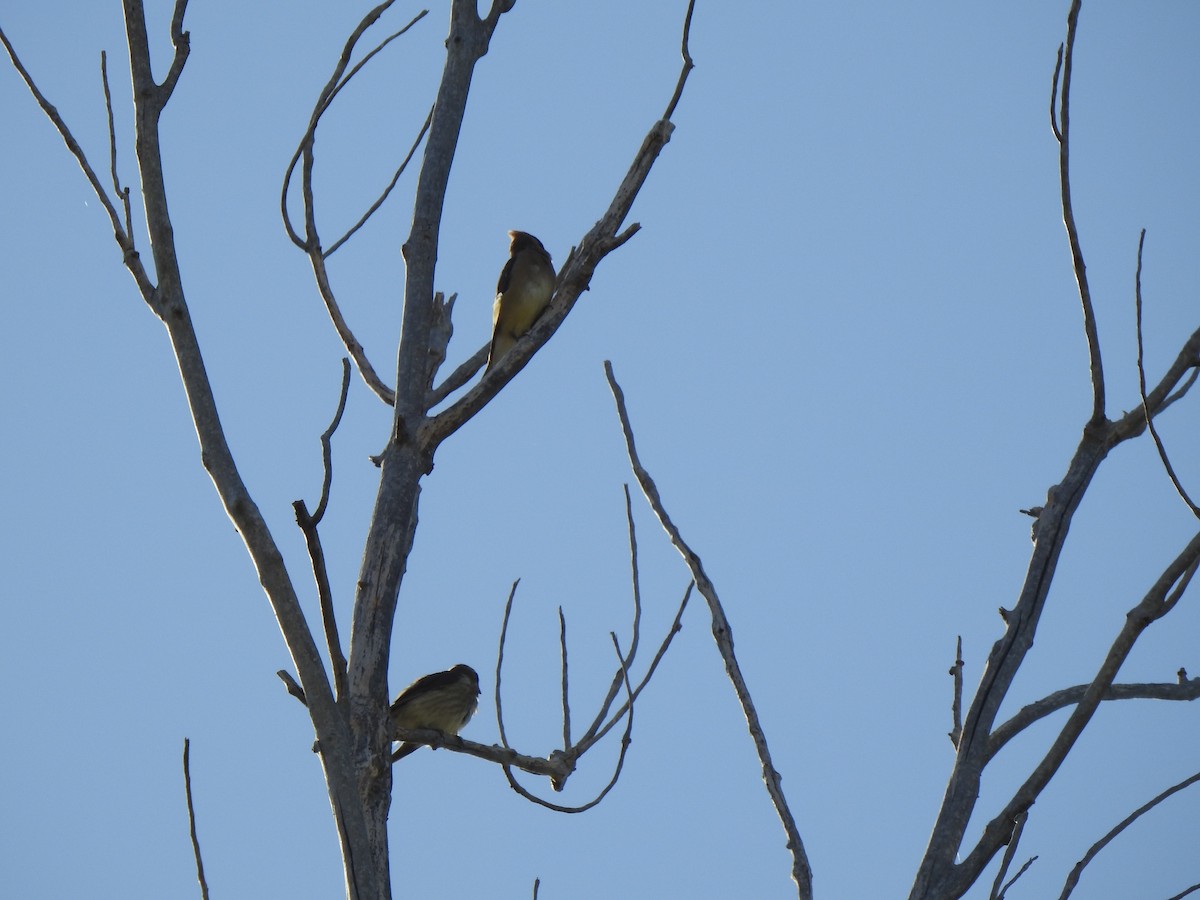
[1059,770,1200,899]
[280,2,427,405]
[1054,0,1105,422]
[1135,230,1200,517]
[499,634,637,813]
[605,361,812,899]
[989,676,1200,762]
[182,738,211,900]
[578,485,644,743]
[100,51,135,242]
[988,812,1029,900]
[293,358,353,699]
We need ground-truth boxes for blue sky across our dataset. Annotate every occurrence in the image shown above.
[3,2,1199,898]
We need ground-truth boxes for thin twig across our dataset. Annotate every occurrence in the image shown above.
[314,358,353,524]
[499,634,638,813]
[1134,229,1200,517]
[182,739,211,900]
[1166,884,1200,900]
[1059,770,1200,899]
[281,0,400,247]
[99,51,134,243]
[662,0,696,121]
[388,728,568,778]
[1055,0,1105,422]
[325,105,433,258]
[949,636,964,748]
[292,358,353,699]
[1049,43,1064,142]
[578,582,691,753]
[160,0,191,101]
[279,2,426,405]
[998,857,1038,900]
[988,812,1028,900]
[0,26,152,296]
[277,669,307,705]
[989,676,1200,762]
[579,485,645,744]
[605,361,812,899]
[559,607,571,749]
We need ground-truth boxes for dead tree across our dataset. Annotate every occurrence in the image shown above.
[1,1,745,897]
[907,2,1200,897]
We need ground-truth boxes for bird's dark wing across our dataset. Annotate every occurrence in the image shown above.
[392,669,463,709]
[496,254,517,296]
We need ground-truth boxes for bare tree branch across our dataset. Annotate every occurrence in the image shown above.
[1053,0,1105,423]
[497,627,638,813]
[325,105,433,259]
[1135,229,1200,517]
[1059,770,1200,899]
[100,51,135,242]
[280,3,429,406]
[574,582,690,756]
[182,738,211,900]
[277,669,307,706]
[605,361,811,900]
[293,358,354,701]
[997,856,1038,900]
[559,607,571,749]
[910,7,1199,893]
[949,636,964,748]
[989,676,1200,761]
[952,540,1200,894]
[422,0,699,438]
[988,812,1029,900]
[577,485,645,746]
[0,25,151,294]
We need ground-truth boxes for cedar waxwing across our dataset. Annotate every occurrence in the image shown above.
[485,231,555,373]
[390,664,480,761]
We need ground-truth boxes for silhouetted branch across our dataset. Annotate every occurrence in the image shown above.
[987,812,1030,900]
[281,1,428,405]
[949,636,964,747]
[182,739,211,900]
[1135,229,1200,517]
[954,541,1200,890]
[662,0,696,121]
[559,607,571,748]
[0,25,151,295]
[99,51,134,242]
[989,676,1200,762]
[423,0,699,437]
[277,669,307,705]
[605,360,811,899]
[1059,770,1200,899]
[293,358,353,699]
[1053,0,1105,423]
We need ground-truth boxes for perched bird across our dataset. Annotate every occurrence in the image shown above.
[389,664,480,762]
[486,230,556,373]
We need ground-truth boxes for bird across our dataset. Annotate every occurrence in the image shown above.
[486,230,556,373]
[389,664,481,762]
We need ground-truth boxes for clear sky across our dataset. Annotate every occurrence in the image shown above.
[3,2,1199,898]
